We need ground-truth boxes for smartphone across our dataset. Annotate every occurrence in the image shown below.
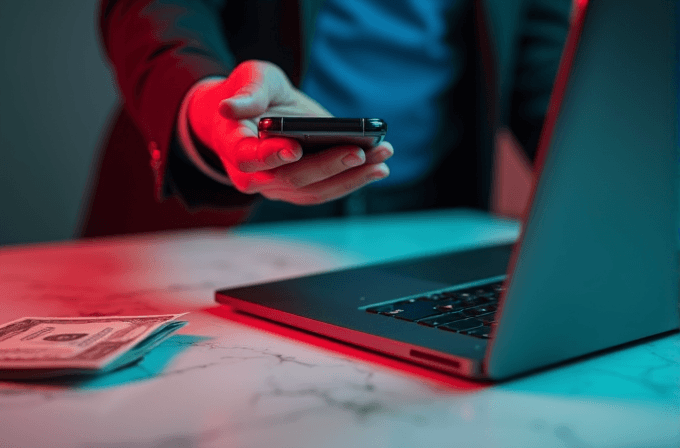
[258,117,387,154]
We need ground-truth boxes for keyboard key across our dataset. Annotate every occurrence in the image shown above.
[434,299,467,313]
[462,325,493,338]
[462,305,497,317]
[479,312,496,324]
[466,296,493,307]
[366,303,405,315]
[365,280,503,335]
[389,300,443,321]
[439,293,496,310]
[418,312,467,327]
[438,318,484,332]
[474,287,497,298]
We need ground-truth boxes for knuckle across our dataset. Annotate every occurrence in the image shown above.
[318,161,339,179]
[343,178,364,193]
[260,60,282,76]
[286,174,307,189]
[234,178,258,194]
[237,161,255,172]
[261,61,289,88]
[238,156,265,173]
[235,60,257,73]
[255,59,272,71]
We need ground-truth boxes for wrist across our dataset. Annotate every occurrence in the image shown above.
[186,77,227,147]
[178,76,232,185]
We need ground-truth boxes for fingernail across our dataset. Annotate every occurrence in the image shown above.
[379,147,394,160]
[369,164,389,181]
[278,148,299,162]
[342,152,364,167]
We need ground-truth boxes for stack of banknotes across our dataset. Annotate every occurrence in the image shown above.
[0,314,188,379]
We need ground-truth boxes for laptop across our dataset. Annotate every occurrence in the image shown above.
[216,0,679,380]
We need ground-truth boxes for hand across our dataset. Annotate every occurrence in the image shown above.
[187,60,392,205]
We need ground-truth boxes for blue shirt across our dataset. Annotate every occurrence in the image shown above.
[301,0,463,187]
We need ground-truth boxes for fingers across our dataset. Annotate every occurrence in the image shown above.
[270,144,392,204]
[233,137,303,173]
[219,134,394,199]
[268,145,367,189]
[224,142,367,193]
[262,162,390,205]
[365,141,394,164]
[227,138,393,184]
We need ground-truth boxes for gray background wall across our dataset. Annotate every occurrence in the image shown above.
[0,1,117,246]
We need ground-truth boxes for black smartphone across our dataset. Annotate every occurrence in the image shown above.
[258,117,387,154]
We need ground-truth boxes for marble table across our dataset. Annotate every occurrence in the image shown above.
[0,209,678,448]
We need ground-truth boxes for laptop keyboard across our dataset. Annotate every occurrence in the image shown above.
[364,281,504,339]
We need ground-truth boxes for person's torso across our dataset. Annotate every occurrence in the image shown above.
[301,0,467,187]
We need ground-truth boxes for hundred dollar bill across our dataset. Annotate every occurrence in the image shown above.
[0,314,188,378]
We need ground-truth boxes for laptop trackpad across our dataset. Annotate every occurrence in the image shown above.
[381,243,514,285]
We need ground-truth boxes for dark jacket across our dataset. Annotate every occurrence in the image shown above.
[81,0,571,237]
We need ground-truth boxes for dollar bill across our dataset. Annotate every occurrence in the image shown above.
[0,314,188,378]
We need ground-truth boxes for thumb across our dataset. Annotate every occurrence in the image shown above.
[218,62,291,119]
[219,92,266,119]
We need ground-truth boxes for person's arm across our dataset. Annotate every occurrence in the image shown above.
[507,0,573,163]
[100,1,393,209]
[99,0,252,207]
[176,76,233,186]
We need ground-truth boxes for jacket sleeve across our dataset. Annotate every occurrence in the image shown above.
[508,0,572,163]
[99,0,256,209]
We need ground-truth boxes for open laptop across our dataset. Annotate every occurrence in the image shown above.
[216,0,679,380]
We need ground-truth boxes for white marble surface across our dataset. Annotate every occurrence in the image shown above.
[0,209,678,448]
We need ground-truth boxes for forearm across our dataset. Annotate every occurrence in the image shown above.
[99,0,236,201]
